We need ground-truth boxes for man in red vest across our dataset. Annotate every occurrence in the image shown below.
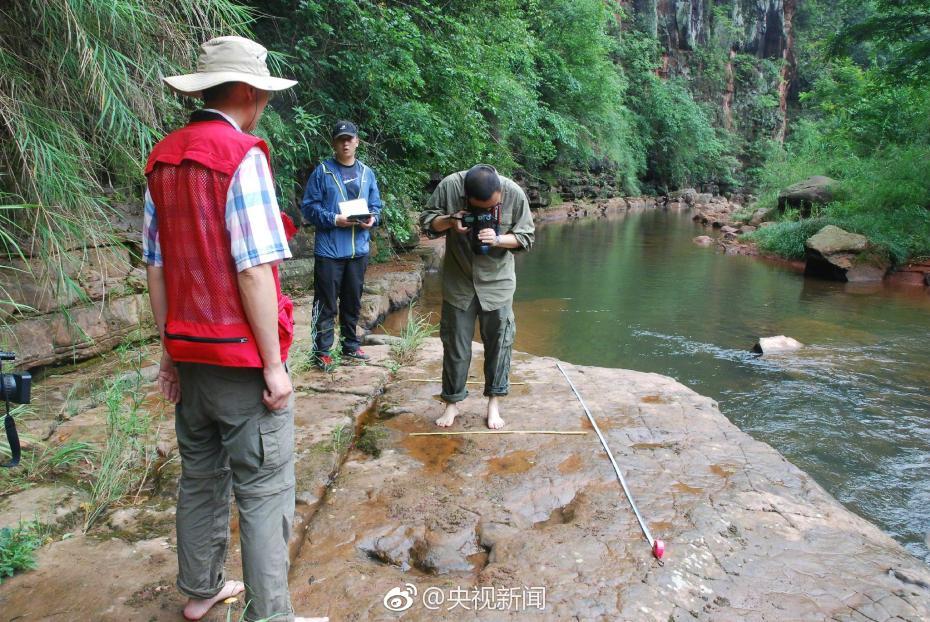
[143,36,326,622]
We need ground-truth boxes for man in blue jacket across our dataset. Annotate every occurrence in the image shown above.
[301,121,382,368]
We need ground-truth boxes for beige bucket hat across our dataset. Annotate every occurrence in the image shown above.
[163,36,297,97]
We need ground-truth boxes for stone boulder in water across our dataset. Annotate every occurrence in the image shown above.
[752,335,804,354]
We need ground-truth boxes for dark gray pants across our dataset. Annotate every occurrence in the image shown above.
[174,363,295,622]
[440,297,515,403]
[312,255,368,355]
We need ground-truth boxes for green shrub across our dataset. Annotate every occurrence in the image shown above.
[749,218,830,259]
[750,55,930,264]
[0,522,42,582]
[386,304,438,366]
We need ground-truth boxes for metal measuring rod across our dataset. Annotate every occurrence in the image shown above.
[557,363,665,560]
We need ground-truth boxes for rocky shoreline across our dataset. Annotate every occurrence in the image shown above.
[683,182,930,288]
[1,243,929,621]
[537,187,929,288]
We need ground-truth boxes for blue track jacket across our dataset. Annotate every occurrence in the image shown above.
[300,158,383,259]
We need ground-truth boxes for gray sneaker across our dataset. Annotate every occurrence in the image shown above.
[342,348,370,362]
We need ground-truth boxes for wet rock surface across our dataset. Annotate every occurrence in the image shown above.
[289,341,930,621]
[752,335,804,354]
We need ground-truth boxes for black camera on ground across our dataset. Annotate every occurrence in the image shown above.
[456,210,500,255]
[0,351,31,405]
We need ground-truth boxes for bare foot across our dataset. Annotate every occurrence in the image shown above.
[487,397,505,429]
[183,580,244,621]
[435,402,459,427]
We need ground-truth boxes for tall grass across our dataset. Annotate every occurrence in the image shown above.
[387,305,437,366]
[0,402,92,494]
[82,363,154,532]
[0,1,253,319]
[0,440,96,496]
[749,218,830,259]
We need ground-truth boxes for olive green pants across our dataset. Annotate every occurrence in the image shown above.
[174,363,295,622]
[440,297,515,403]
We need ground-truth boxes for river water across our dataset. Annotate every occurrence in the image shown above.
[394,207,930,563]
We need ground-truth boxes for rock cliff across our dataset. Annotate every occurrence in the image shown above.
[631,0,796,143]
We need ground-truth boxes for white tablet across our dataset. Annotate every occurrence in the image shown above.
[338,198,370,217]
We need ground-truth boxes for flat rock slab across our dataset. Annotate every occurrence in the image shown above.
[0,484,82,529]
[3,325,928,621]
[289,340,930,621]
[0,532,265,621]
[0,535,187,621]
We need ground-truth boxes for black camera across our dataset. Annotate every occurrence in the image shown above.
[1,351,28,467]
[0,351,30,405]
[457,210,499,255]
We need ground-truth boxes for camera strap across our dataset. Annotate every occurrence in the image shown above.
[1,373,20,468]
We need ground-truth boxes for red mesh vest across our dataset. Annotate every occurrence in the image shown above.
[144,119,293,367]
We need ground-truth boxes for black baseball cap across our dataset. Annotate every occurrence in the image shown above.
[332,120,358,139]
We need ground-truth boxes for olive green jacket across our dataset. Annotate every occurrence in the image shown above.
[419,171,535,311]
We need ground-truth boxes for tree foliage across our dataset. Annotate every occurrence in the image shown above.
[752,2,930,264]
[0,0,252,227]
[828,0,930,81]
[615,32,736,192]
[0,0,744,303]
[251,0,732,219]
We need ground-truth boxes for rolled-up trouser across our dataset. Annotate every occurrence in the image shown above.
[174,363,296,622]
[312,254,368,355]
[440,296,515,403]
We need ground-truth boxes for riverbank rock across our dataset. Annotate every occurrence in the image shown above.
[778,176,836,216]
[554,171,624,202]
[285,341,930,621]
[690,195,741,229]
[749,206,776,226]
[279,257,315,291]
[693,235,714,247]
[752,336,804,354]
[805,225,890,282]
[1,294,156,370]
[670,188,697,205]
[512,172,553,210]
[0,245,137,321]
[0,485,82,529]
[887,259,930,287]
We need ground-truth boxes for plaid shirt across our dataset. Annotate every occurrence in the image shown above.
[143,122,291,272]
